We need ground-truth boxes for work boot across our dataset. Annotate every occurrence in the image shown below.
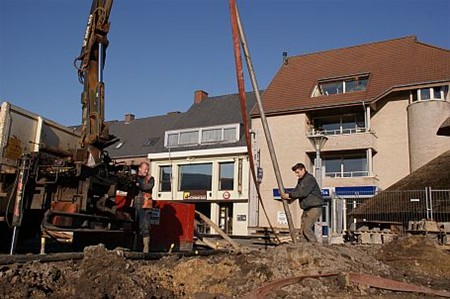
[143,236,150,253]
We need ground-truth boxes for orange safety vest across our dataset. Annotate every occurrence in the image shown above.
[142,192,153,209]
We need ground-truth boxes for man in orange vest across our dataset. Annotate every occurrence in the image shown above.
[133,161,155,252]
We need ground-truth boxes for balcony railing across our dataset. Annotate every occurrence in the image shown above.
[310,127,367,136]
[325,171,369,178]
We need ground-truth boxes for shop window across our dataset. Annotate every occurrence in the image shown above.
[179,163,212,191]
[159,165,172,192]
[219,162,234,190]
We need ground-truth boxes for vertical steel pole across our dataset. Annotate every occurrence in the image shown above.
[425,187,430,220]
[10,154,31,254]
[429,187,433,221]
[232,1,297,243]
[316,149,322,188]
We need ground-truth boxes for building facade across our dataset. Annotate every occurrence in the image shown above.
[250,36,450,232]
[107,91,256,236]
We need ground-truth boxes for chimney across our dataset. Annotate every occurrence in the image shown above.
[282,51,288,65]
[124,113,135,124]
[194,90,208,104]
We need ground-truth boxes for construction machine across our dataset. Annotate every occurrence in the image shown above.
[0,0,136,254]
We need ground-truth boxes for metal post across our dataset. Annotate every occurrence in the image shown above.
[425,187,430,220]
[331,194,337,235]
[231,1,297,243]
[316,148,322,189]
[429,186,433,221]
[342,198,347,233]
[10,154,31,255]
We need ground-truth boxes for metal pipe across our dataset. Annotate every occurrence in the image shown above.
[232,1,297,243]
[10,227,19,255]
[343,198,347,233]
[10,154,31,254]
[98,42,104,83]
[33,116,43,152]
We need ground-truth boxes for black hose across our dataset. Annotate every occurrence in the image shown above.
[0,249,226,265]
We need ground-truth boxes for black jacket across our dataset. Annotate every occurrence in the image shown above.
[288,172,324,210]
[136,175,154,193]
[133,176,155,208]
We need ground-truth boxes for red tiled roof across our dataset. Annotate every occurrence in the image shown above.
[257,36,450,116]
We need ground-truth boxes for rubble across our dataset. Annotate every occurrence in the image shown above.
[0,235,449,298]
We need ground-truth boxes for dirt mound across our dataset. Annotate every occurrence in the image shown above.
[376,235,450,288]
[0,261,64,298]
[1,236,449,298]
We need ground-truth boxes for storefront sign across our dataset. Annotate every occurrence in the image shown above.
[183,190,207,200]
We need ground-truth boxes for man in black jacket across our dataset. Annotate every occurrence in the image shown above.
[281,163,324,243]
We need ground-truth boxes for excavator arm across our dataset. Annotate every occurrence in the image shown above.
[74,0,113,153]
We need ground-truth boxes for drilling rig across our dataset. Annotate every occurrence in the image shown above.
[0,0,135,254]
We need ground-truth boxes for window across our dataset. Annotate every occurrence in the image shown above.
[159,165,172,192]
[219,162,234,190]
[165,124,239,148]
[421,89,431,101]
[179,163,212,191]
[143,137,159,147]
[202,128,221,143]
[223,127,237,142]
[313,113,366,135]
[167,133,178,147]
[179,131,198,145]
[411,85,449,102]
[115,141,124,149]
[324,153,368,178]
[345,77,369,92]
[320,81,343,95]
[312,74,369,97]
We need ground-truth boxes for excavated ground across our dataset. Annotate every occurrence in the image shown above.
[0,235,449,298]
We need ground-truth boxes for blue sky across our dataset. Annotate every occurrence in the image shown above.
[1,0,449,126]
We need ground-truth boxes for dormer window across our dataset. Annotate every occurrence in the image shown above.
[312,74,369,97]
[165,124,240,148]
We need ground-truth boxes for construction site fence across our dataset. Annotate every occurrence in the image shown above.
[329,188,450,234]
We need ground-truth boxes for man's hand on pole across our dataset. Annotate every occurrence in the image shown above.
[281,192,290,201]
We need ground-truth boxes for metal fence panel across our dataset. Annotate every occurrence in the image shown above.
[331,188,450,232]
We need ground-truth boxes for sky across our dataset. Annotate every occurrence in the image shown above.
[1,0,449,126]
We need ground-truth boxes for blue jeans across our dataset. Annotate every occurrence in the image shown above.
[135,197,150,237]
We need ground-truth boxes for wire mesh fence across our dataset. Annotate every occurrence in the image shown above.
[331,188,450,232]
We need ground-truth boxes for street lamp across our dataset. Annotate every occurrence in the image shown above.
[307,133,328,188]
[307,133,328,243]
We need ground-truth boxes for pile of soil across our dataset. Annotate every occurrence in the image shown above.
[0,235,449,298]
